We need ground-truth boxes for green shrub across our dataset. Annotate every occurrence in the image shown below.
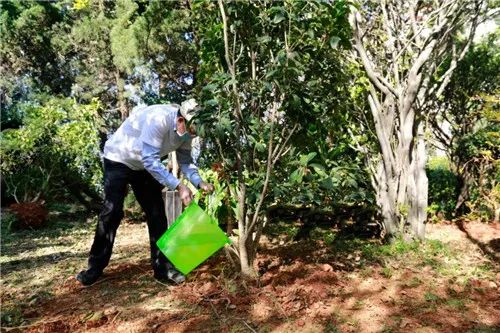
[123,190,145,222]
[0,97,103,204]
[427,156,457,219]
[1,211,18,232]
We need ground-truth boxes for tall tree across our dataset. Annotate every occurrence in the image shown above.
[349,0,490,240]
[0,0,72,126]
[134,0,197,103]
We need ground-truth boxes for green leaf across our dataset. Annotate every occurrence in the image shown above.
[310,163,327,177]
[257,35,272,43]
[300,152,317,165]
[329,36,340,49]
[320,177,335,190]
[204,99,218,106]
[273,12,285,24]
[256,142,266,152]
[290,168,304,183]
[203,83,218,92]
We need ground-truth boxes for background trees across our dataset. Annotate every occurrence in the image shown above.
[0,98,103,210]
[348,0,490,240]
[0,0,498,274]
[430,33,499,221]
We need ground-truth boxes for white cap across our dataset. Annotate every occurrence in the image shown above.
[179,98,198,122]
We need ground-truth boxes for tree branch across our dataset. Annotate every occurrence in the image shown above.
[350,11,398,97]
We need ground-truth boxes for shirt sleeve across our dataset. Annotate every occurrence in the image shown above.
[176,140,202,188]
[142,142,180,190]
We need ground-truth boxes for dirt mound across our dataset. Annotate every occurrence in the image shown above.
[9,201,48,229]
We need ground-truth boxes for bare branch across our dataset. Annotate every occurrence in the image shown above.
[247,93,284,234]
[435,11,480,97]
[271,123,298,165]
[350,11,398,97]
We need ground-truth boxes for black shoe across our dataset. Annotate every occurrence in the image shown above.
[154,268,186,284]
[76,268,102,286]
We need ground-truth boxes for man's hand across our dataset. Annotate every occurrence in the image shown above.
[177,183,193,206]
[199,181,215,193]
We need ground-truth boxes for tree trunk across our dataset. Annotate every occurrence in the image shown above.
[238,235,256,278]
[406,122,428,240]
[374,161,399,239]
[349,0,485,242]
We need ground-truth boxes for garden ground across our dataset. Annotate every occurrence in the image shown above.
[1,207,499,333]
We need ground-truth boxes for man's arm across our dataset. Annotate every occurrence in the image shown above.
[177,141,214,192]
[141,143,180,190]
[176,141,202,188]
[142,143,194,205]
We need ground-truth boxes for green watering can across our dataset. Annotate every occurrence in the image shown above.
[156,202,231,275]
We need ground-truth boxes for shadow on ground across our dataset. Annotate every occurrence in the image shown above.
[1,219,498,333]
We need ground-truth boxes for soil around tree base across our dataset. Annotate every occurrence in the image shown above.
[1,220,498,333]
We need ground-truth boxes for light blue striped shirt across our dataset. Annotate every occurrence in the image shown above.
[103,104,202,190]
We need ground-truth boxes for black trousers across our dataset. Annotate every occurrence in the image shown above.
[87,158,170,274]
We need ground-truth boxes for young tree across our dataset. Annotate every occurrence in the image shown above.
[349,0,490,240]
[194,0,351,277]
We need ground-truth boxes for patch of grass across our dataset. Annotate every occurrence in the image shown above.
[263,220,299,238]
[352,299,364,310]
[323,231,337,245]
[359,267,373,278]
[476,262,494,273]
[414,302,438,314]
[446,298,466,310]
[1,211,18,232]
[26,290,54,305]
[382,267,393,278]
[0,307,25,327]
[424,291,440,303]
[425,239,449,256]
[404,276,422,288]
[421,257,442,269]
[393,315,404,324]
[346,319,360,328]
[1,208,98,327]
[324,321,342,333]
[1,212,94,251]
[330,237,378,261]
[381,325,396,333]
[358,238,421,263]
[310,227,338,245]
[466,325,500,333]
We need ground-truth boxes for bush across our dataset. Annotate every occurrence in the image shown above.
[123,190,146,222]
[0,97,103,205]
[1,211,18,232]
[427,156,457,219]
